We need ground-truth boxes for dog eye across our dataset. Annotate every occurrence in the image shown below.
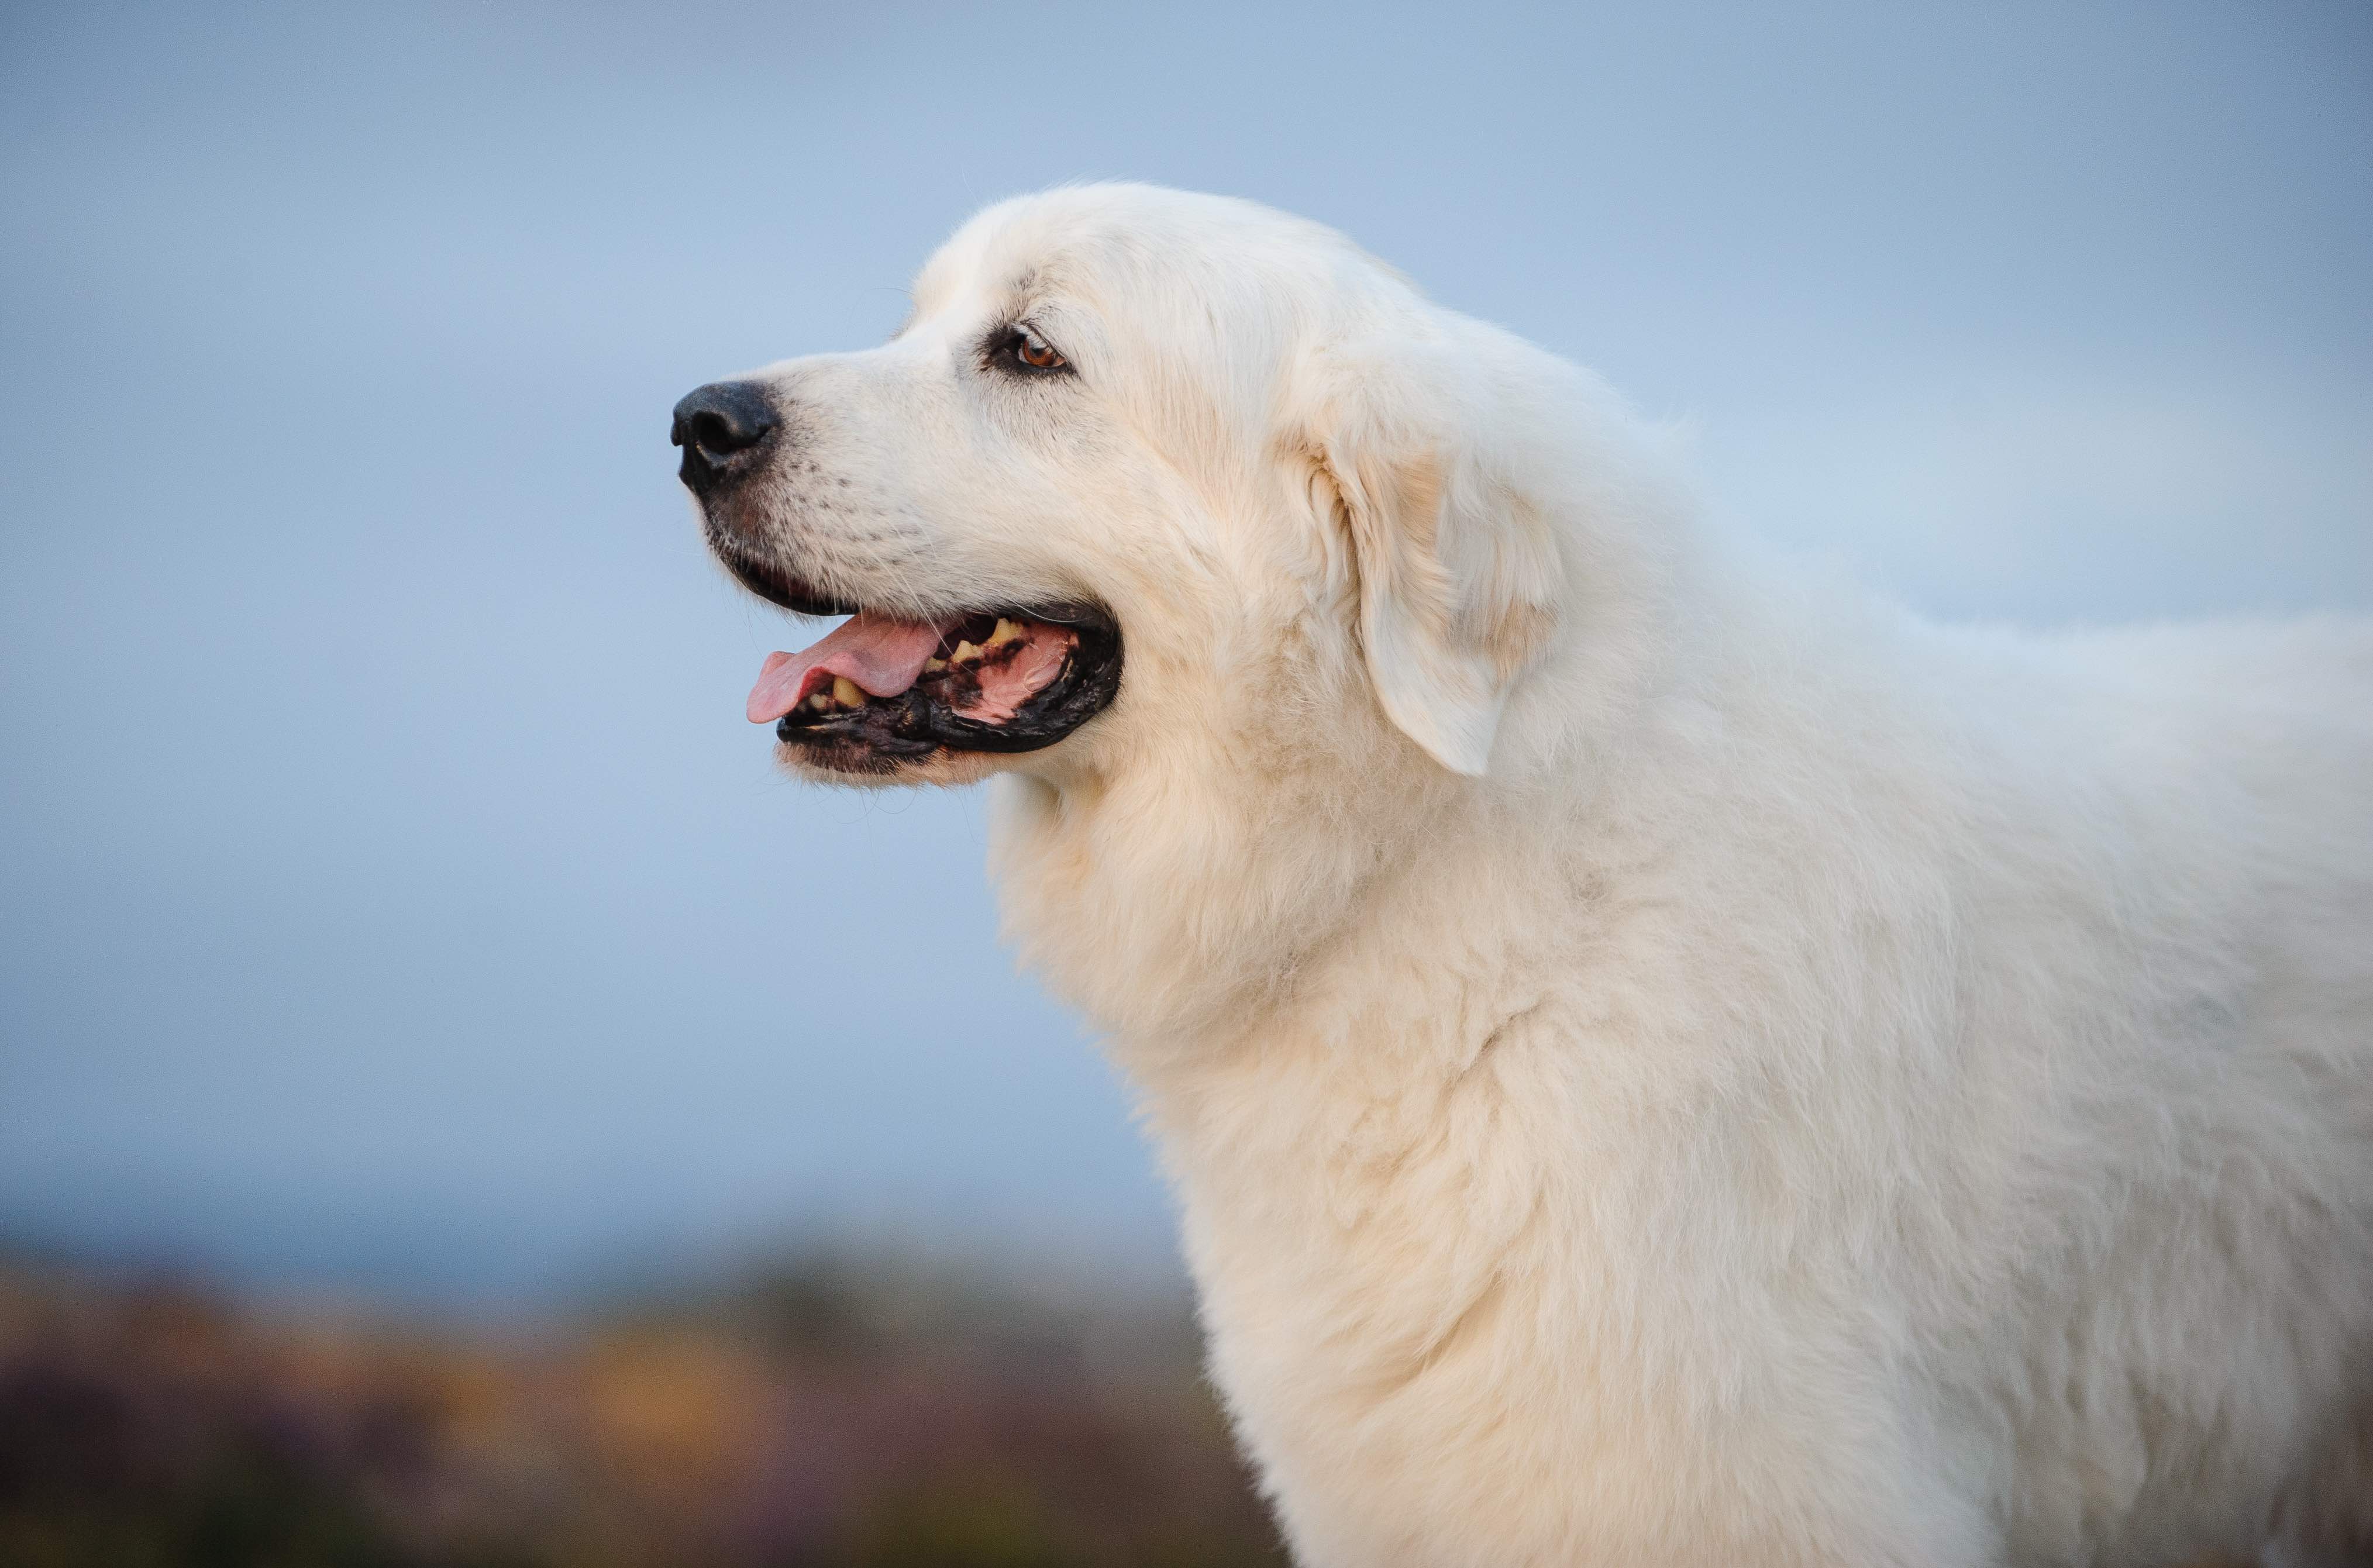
[998,325,1069,374]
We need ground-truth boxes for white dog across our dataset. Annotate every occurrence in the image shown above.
[673,185,2373,1567]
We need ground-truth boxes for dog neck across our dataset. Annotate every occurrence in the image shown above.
[989,458,1707,1049]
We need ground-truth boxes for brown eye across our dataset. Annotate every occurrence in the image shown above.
[1014,328,1066,371]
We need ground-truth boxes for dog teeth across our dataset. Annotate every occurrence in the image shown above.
[987,617,1022,647]
[806,692,830,711]
[832,676,865,708]
[924,657,948,674]
[950,640,982,664]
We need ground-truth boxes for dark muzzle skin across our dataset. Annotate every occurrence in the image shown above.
[705,528,855,618]
[670,380,780,499]
[773,608,1124,762]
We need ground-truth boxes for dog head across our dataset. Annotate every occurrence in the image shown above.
[677,184,1579,789]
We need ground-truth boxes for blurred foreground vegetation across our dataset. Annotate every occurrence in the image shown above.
[0,1247,1286,1568]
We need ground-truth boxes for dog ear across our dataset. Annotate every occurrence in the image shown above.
[1298,337,1561,776]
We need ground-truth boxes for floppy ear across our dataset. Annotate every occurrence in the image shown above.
[1299,339,1561,776]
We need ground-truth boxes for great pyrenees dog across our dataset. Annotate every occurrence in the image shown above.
[673,185,2372,1567]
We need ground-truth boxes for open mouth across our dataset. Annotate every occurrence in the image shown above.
[726,552,1122,773]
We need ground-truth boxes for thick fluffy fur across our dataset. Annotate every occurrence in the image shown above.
[708,185,2373,1566]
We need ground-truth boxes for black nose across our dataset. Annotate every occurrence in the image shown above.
[671,380,780,494]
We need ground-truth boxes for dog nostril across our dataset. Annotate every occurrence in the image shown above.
[670,381,779,461]
[687,410,743,455]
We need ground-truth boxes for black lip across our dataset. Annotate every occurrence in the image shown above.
[708,533,859,617]
[774,604,1123,764]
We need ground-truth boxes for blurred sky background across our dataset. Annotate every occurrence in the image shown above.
[3,0,2369,1310]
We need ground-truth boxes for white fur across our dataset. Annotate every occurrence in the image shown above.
[719,185,2373,1566]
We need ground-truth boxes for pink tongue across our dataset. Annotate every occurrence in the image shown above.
[746,611,948,723]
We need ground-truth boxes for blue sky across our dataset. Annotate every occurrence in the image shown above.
[2,1,2367,1305]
